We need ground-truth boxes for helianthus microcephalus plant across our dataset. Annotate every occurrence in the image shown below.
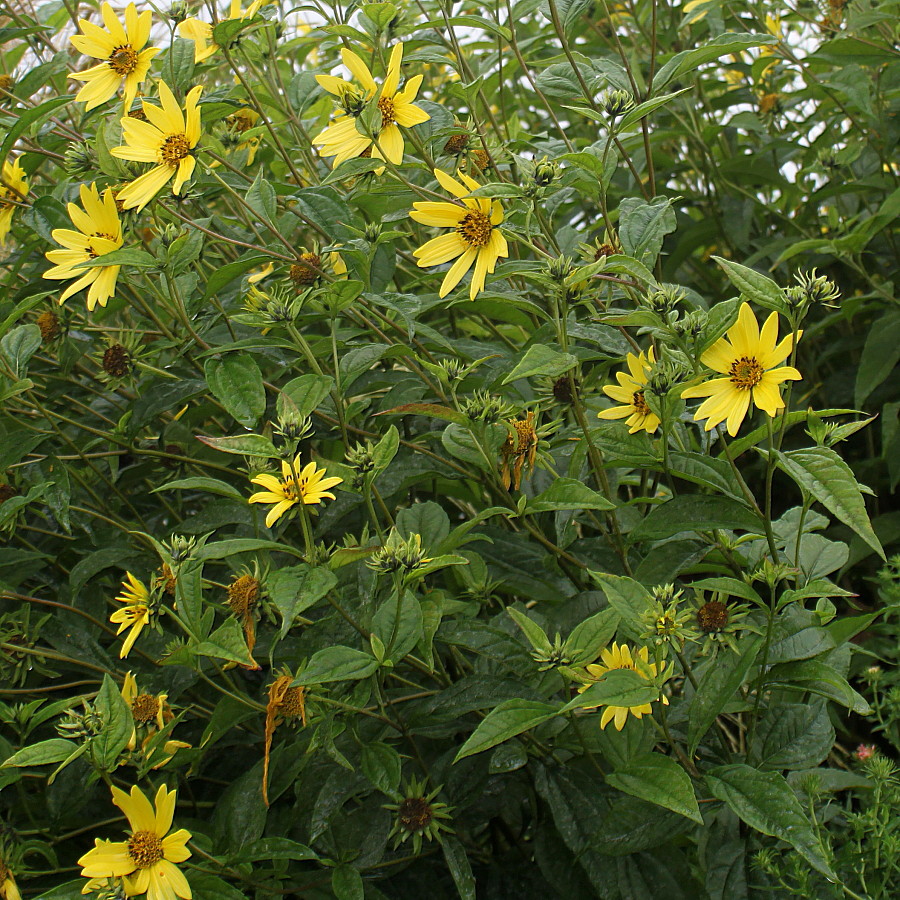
[0,158,27,245]
[43,183,123,311]
[77,784,192,900]
[70,2,159,111]
[0,855,20,900]
[110,572,153,658]
[410,168,509,301]
[681,302,801,436]
[178,0,268,63]
[577,642,668,731]
[313,43,429,168]
[112,82,203,211]
[597,347,659,434]
[249,457,343,527]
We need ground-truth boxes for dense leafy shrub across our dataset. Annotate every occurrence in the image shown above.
[0,0,897,897]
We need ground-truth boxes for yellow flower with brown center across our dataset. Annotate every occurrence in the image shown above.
[681,302,801,436]
[0,158,27,246]
[112,81,203,211]
[578,642,668,731]
[598,347,659,434]
[109,572,152,658]
[249,456,343,528]
[43,183,123,311]
[178,0,267,63]
[313,43,430,169]
[500,410,538,491]
[70,2,159,111]
[77,784,192,900]
[121,672,189,767]
[410,168,509,301]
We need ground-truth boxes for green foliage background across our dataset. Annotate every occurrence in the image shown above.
[0,0,898,896]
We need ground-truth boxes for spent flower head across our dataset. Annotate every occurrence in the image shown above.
[385,777,454,855]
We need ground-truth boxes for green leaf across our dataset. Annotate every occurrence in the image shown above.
[0,94,72,163]
[3,738,78,768]
[711,256,786,312]
[688,637,761,756]
[443,837,477,900]
[372,590,424,664]
[240,838,318,862]
[653,33,776,89]
[588,573,649,636]
[194,619,255,666]
[507,607,552,654]
[278,374,334,419]
[618,196,676,265]
[1,324,41,376]
[618,88,690,130]
[607,753,702,823]
[205,353,267,428]
[195,538,306,560]
[268,564,337,638]
[245,170,278,225]
[201,254,269,301]
[152,477,244,501]
[565,608,620,666]
[629,495,762,541]
[90,673,133,771]
[74,246,157,269]
[502,344,577,383]
[379,402,470,426]
[705,764,836,879]
[561,667,659,712]
[454,699,561,761]
[774,447,883,558]
[766,659,870,714]
[296,646,380,685]
[524,478,615,513]
[360,742,402,795]
[371,424,399,475]
[855,311,900,406]
[196,433,281,458]
[331,866,364,900]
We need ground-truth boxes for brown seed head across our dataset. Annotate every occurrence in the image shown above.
[444,133,470,155]
[290,253,322,287]
[227,574,260,616]
[37,310,60,342]
[398,797,434,833]
[697,600,730,633]
[276,684,306,719]
[130,692,161,724]
[552,376,575,404]
[471,148,492,171]
[102,344,131,378]
[0,75,14,92]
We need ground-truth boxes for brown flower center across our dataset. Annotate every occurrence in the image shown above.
[108,44,138,75]
[729,356,763,390]
[127,831,164,868]
[471,148,492,171]
[131,693,160,724]
[697,600,730,633]
[227,574,260,615]
[443,133,470,155]
[0,483,17,503]
[102,344,131,378]
[37,310,60,342]
[457,210,493,248]
[127,107,148,121]
[276,685,306,718]
[0,74,14,92]
[377,96,396,127]
[289,253,322,287]
[632,390,650,416]
[159,134,191,167]
[227,110,254,133]
[398,797,433,833]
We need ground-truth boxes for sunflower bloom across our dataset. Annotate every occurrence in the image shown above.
[578,642,668,731]
[178,0,267,63]
[0,159,27,245]
[313,43,429,168]
[410,168,508,300]
[681,302,801,436]
[77,784,192,900]
[110,572,152,658]
[112,82,203,211]
[598,347,659,434]
[70,2,159,111]
[121,672,190,767]
[43,183,123,311]
[249,457,343,528]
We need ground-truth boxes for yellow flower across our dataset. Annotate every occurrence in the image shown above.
[410,168,508,300]
[681,302,801,436]
[110,572,152,659]
[112,81,203,211]
[598,347,659,434]
[43,183,123,311]
[313,43,430,169]
[223,107,260,165]
[578,642,668,731]
[0,158,27,246]
[0,857,21,900]
[70,2,159,111]
[77,784,192,900]
[178,0,267,63]
[249,456,343,528]
[121,672,190,767]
